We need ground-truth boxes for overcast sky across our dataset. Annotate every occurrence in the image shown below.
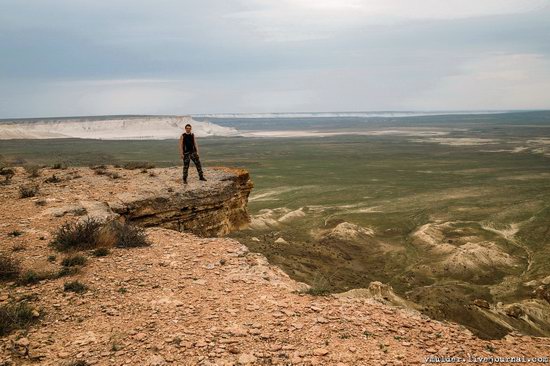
[1,0,550,118]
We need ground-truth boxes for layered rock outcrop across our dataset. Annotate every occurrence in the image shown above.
[111,167,253,237]
[21,165,254,237]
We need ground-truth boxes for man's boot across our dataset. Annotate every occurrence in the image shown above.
[199,175,207,181]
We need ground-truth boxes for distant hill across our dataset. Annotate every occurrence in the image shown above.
[0,115,239,140]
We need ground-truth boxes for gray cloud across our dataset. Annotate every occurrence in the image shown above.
[1,0,549,117]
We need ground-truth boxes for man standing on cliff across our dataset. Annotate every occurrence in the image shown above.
[179,124,207,184]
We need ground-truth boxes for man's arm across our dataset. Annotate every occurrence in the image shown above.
[179,135,184,158]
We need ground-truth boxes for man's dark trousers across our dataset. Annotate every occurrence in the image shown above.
[183,152,204,181]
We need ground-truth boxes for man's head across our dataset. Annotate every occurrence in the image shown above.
[184,124,192,133]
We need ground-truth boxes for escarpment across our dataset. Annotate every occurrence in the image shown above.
[110,167,253,236]
[16,165,253,237]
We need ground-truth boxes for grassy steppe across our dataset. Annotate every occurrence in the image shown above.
[2,112,550,338]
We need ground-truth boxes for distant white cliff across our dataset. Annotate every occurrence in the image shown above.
[0,115,239,140]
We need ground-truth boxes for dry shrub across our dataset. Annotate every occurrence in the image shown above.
[0,301,36,336]
[122,162,155,170]
[50,218,103,251]
[19,184,39,198]
[0,167,15,185]
[107,221,150,248]
[51,218,150,252]
[0,254,21,281]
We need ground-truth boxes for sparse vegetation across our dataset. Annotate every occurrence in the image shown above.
[51,218,150,251]
[0,301,37,336]
[93,168,109,175]
[56,266,79,278]
[93,166,121,179]
[301,273,332,296]
[0,167,15,185]
[18,270,49,285]
[47,255,57,262]
[378,344,388,353]
[51,162,66,169]
[61,254,87,267]
[64,280,87,293]
[92,247,110,257]
[148,171,157,177]
[123,161,155,170]
[107,221,150,248]
[303,286,330,296]
[19,184,39,198]
[90,164,107,170]
[50,218,103,251]
[0,254,21,280]
[44,174,61,183]
[7,230,23,237]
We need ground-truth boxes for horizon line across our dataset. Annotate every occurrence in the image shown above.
[3,109,550,121]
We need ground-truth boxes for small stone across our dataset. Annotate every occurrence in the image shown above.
[134,332,147,341]
[472,299,490,309]
[226,325,248,337]
[313,348,329,356]
[148,355,166,366]
[195,340,208,347]
[238,353,257,364]
[28,348,47,360]
[270,345,282,352]
[15,338,30,347]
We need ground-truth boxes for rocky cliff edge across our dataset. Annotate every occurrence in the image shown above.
[0,166,548,365]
